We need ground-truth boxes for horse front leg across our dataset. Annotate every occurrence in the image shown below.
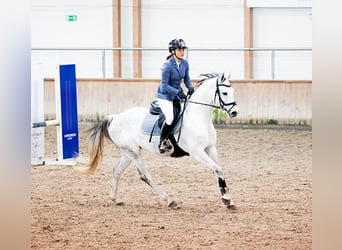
[191,147,237,210]
[205,146,236,208]
[217,176,236,209]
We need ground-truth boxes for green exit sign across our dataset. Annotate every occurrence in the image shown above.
[66,15,77,22]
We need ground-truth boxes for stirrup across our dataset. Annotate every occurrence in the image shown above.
[159,140,172,153]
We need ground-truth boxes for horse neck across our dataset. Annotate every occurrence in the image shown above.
[186,79,216,117]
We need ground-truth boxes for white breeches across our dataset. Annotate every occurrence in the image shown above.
[157,98,174,125]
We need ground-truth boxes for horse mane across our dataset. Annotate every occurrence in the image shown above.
[195,73,219,87]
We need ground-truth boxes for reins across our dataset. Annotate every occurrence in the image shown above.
[185,99,219,109]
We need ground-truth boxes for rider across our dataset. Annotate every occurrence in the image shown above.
[156,38,194,153]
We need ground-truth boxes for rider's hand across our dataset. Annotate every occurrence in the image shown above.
[178,91,186,100]
[187,86,194,96]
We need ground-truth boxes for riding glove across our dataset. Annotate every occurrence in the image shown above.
[177,91,186,100]
[187,86,194,96]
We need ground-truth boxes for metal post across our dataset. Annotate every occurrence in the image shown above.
[271,50,275,80]
[102,49,106,78]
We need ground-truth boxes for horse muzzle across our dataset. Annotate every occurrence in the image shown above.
[230,110,238,118]
[227,105,239,118]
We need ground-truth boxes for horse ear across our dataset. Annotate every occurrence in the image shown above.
[221,73,226,82]
[221,71,231,81]
[224,71,231,79]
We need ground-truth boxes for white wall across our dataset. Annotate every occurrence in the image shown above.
[253,7,312,79]
[31,0,113,78]
[141,0,244,79]
[31,1,312,80]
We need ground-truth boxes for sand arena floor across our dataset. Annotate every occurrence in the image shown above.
[31,124,312,249]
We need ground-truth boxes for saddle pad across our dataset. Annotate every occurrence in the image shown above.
[141,113,181,136]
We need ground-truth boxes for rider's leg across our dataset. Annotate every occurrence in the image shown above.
[157,99,174,153]
[159,122,172,152]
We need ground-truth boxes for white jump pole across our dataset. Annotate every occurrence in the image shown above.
[31,63,45,165]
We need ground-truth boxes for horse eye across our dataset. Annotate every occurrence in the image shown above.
[222,92,228,96]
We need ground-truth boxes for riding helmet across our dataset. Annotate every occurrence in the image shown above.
[168,39,188,53]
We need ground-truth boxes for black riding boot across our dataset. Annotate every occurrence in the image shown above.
[159,123,172,153]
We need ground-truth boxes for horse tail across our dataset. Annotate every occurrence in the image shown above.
[78,116,113,175]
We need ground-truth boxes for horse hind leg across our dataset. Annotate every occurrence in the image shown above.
[123,148,176,208]
[110,154,132,205]
[137,167,177,208]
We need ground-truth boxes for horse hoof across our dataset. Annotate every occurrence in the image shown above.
[227,204,237,211]
[115,201,125,206]
[168,201,177,208]
[111,199,125,206]
[221,198,231,206]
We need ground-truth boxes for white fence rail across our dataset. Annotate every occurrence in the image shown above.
[31,47,312,79]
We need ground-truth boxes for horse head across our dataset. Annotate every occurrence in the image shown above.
[215,72,239,118]
[194,72,238,118]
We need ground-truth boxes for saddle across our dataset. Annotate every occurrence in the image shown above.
[141,100,189,158]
